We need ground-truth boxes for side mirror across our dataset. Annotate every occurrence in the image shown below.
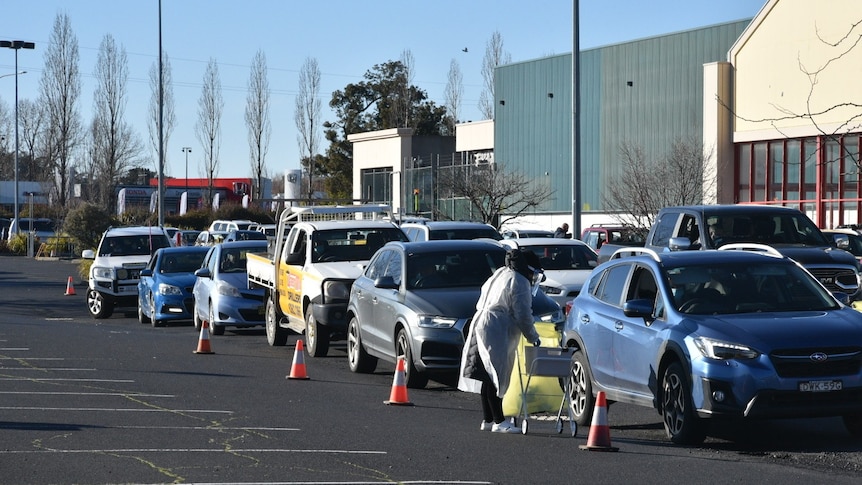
[833,234,850,250]
[140,269,153,277]
[82,249,95,260]
[286,252,305,265]
[374,276,399,289]
[623,298,655,320]
[194,267,212,278]
[668,236,693,251]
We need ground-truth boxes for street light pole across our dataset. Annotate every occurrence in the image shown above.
[1,40,36,232]
[182,147,191,194]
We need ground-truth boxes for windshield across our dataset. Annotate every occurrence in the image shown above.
[312,227,409,263]
[160,252,207,274]
[100,234,171,256]
[407,249,505,289]
[519,244,598,270]
[428,228,502,241]
[706,212,830,247]
[667,261,840,314]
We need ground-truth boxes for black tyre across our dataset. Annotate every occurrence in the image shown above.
[210,306,225,336]
[137,298,151,324]
[347,316,377,373]
[568,350,595,426]
[305,306,330,357]
[396,328,428,389]
[265,298,288,346]
[842,414,862,438]
[87,289,113,319]
[661,362,707,444]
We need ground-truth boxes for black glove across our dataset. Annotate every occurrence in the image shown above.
[533,338,541,347]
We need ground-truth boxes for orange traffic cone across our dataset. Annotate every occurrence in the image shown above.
[579,391,618,451]
[193,320,215,354]
[384,357,414,406]
[64,276,76,296]
[287,339,310,380]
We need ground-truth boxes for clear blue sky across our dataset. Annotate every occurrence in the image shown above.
[0,0,765,181]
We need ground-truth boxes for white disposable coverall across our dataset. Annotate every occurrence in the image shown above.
[458,266,540,398]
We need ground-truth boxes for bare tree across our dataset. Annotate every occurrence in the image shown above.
[18,99,45,183]
[603,137,715,228]
[195,58,223,206]
[245,49,271,201]
[147,51,176,176]
[294,56,321,200]
[39,12,83,207]
[478,31,511,120]
[89,34,142,212]
[437,162,554,228]
[399,49,415,128]
[444,58,463,135]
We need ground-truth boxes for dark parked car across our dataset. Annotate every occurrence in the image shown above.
[562,244,862,444]
[224,229,268,242]
[346,239,565,388]
[193,240,268,335]
[137,246,209,326]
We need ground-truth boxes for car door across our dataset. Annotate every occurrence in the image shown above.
[193,247,218,321]
[612,264,667,400]
[366,249,403,357]
[353,249,394,354]
[579,261,633,391]
[138,252,159,317]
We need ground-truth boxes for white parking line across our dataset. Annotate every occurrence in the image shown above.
[0,347,29,351]
[0,407,232,413]
[0,367,96,371]
[0,378,134,382]
[0,448,385,455]
[0,391,174,397]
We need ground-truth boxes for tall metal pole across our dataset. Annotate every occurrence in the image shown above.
[182,147,191,194]
[571,0,582,239]
[1,40,35,233]
[157,0,165,226]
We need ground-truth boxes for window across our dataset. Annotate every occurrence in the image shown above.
[595,264,631,307]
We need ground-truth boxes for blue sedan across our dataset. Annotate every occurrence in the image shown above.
[193,240,268,335]
[137,246,209,327]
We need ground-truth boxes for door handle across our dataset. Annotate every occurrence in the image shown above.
[614,321,624,331]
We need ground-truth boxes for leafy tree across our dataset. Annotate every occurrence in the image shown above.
[321,60,449,199]
[62,202,116,252]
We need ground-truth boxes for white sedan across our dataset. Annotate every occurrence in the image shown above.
[500,238,598,309]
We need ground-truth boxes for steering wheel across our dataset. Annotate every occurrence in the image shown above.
[679,298,709,313]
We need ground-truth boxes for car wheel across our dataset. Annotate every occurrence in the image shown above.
[305,306,330,357]
[661,362,706,445]
[87,289,113,319]
[347,316,377,373]
[209,305,225,336]
[842,415,862,438]
[149,294,164,327]
[137,298,151,324]
[396,328,428,389]
[193,303,202,331]
[568,350,595,426]
[265,298,288,346]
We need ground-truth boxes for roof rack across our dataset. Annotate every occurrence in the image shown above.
[610,246,660,262]
[717,243,783,258]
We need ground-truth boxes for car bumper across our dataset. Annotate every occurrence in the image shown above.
[153,294,195,322]
[691,355,862,419]
[311,301,349,330]
[211,294,266,327]
[411,326,465,373]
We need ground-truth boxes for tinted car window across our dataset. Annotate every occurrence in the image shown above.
[596,264,631,306]
[366,249,395,280]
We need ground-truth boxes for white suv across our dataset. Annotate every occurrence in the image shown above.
[82,226,172,318]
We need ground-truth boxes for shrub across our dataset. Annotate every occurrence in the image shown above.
[63,203,117,254]
[7,233,28,254]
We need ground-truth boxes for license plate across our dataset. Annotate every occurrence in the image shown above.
[798,380,842,392]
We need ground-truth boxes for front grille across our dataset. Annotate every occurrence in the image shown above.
[238,308,265,322]
[806,267,858,293]
[770,346,862,378]
[240,291,264,302]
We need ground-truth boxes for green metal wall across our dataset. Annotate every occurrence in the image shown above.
[495,20,751,215]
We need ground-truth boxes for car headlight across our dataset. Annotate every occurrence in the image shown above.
[694,336,759,360]
[540,284,563,295]
[417,315,458,328]
[535,308,565,324]
[323,280,350,300]
[158,283,182,296]
[216,280,241,297]
[92,266,114,279]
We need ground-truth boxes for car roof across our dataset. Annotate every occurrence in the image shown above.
[104,226,170,236]
[663,204,803,215]
[303,220,401,230]
[156,246,210,255]
[503,237,589,247]
[385,239,504,254]
[402,221,493,229]
[218,240,268,249]
[617,247,792,269]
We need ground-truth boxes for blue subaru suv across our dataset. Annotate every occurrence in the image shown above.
[562,244,862,444]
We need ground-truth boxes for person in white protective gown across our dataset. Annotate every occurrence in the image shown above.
[458,248,544,434]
